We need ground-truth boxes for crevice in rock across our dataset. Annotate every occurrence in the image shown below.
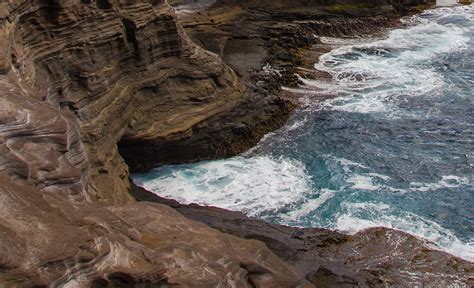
[90,278,108,288]
[38,0,60,24]
[10,53,20,70]
[59,101,79,113]
[96,0,111,10]
[107,272,135,285]
[121,18,140,59]
[90,272,171,287]
[67,71,89,89]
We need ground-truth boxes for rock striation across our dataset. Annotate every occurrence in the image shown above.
[0,168,305,286]
[0,0,472,286]
[4,0,254,202]
[0,0,306,286]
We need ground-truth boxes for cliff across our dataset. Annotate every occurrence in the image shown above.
[0,0,472,286]
[0,0,304,286]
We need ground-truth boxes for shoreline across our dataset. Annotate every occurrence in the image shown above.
[130,2,473,285]
[120,1,428,173]
[131,181,473,285]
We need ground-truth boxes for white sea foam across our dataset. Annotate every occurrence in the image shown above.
[347,175,379,190]
[436,0,458,7]
[319,36,371,46]
[345,173,470,193]
[367,173,391,181]
[409,175,470,192]
[326,158,394,191]
[431,4,474,22]
[335,202,474,261]
[135,4,474,264]
[283,189,336,222]
[134,156,312,217]
[311,7,471,117]
[323,156,371,174]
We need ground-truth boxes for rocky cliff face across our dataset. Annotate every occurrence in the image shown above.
[0,169,305,286]
[0,0,306,286]
[0,0,471,286]
[3,0,253,203]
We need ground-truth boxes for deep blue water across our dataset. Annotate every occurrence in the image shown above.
[135,4,474,261]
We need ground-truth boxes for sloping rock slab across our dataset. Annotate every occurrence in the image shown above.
[132,183,474,287]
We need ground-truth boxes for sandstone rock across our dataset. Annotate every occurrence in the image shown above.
[0,169,307,286]
[0,0,306,286]
[3,0,266,202]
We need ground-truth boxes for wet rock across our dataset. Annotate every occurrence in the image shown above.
[131,183,474,287]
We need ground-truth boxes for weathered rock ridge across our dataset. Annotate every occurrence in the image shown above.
[4,0,254,203]
[0,0,472,286]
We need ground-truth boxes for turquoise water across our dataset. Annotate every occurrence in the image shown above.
[135,4,474,261]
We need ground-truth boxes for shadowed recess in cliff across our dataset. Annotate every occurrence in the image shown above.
[122,18,140,58]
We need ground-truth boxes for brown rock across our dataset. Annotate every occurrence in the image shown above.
[0,0,306,286]
[0,170,307,286]
[131,183,474,287]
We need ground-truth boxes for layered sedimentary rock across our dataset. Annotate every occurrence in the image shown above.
[0,0,472,286]
[4,0,257,202]
[0,0,306,286]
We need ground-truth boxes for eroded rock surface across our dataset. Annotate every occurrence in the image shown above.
[0,167,307,286]
[4,0,258,202]
[0,0,306,286]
